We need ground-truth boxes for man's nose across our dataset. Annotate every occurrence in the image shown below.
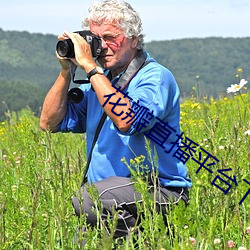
[101,38,108,49]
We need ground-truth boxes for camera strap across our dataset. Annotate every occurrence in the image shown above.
[81,50,149,186]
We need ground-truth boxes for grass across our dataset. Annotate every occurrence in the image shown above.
[0,92,249,249]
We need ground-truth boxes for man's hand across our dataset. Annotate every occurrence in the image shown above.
[62,31,96,73]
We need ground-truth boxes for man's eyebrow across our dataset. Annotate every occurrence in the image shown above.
[102,32,114,35]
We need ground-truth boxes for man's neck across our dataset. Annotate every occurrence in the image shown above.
[110,50,139,79]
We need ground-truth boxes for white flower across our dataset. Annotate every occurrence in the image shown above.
[227,79,248,93]
[238,247,247,250]
[218,145,224,150]
[189,237,196,245]
[20,207,25,214]
[214,238,221,244]
[244,130,250,136]
[246,226,250,235]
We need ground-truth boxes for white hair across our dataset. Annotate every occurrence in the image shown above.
[82,0,145,49]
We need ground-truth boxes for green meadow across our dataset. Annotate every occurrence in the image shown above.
[0,88,249,249]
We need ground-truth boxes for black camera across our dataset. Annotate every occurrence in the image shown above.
[56,30,102,58]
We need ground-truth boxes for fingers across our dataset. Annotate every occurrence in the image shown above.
[55,50,79,66]
[58,31,78,41]
[62,30,71,38]
[58,31,70,41]
[63,31,78,41]
[55,51,65,60]
[58,31,88,46]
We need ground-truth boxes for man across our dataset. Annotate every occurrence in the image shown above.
[40,0,192,242]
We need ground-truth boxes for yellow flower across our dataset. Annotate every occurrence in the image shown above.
[130,159,135,165]
[180,111,187,116]
[237,67,243,73]
[135,157,141,164]
[191,103,201,109]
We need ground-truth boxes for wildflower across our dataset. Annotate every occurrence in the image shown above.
[237,67,243,73]
[12,185,17,192]
[135,157,141,164]
[20,207,25,214]
[42,213,48,221]
[191,103,201,109]
[196,180,202,185]
[228,240,235,248]
[218,145,224,150]
[214,238,221,244]
[227,79,248,93]
[180,111,187,116]
[238,247,246,250]
[244,130,250,136]
[130,159,135,165]
[246,226,250,235]
[189,237,196,246]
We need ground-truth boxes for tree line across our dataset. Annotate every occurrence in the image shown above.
[0,28,249,121]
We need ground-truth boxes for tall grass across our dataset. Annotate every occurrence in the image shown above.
[0,93,249,249]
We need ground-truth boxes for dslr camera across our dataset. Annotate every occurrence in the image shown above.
[56,30,102,58]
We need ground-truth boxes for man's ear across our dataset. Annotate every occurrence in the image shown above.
[131,36,139,48]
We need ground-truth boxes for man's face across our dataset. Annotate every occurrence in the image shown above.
[89,20,138,73]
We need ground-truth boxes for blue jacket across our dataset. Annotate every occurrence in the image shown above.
[58,52,192,188]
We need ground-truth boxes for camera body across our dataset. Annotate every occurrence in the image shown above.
[56,30,102,58]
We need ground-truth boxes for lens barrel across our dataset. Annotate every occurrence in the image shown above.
[56,39,75,58]
[68,88,84,103]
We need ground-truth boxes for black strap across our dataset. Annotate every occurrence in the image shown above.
[81,112,107,186]
[81,50,149,185]
[114,49,147,89]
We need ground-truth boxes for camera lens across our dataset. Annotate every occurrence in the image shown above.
[68,88,84,103]
[56,39,74,58]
